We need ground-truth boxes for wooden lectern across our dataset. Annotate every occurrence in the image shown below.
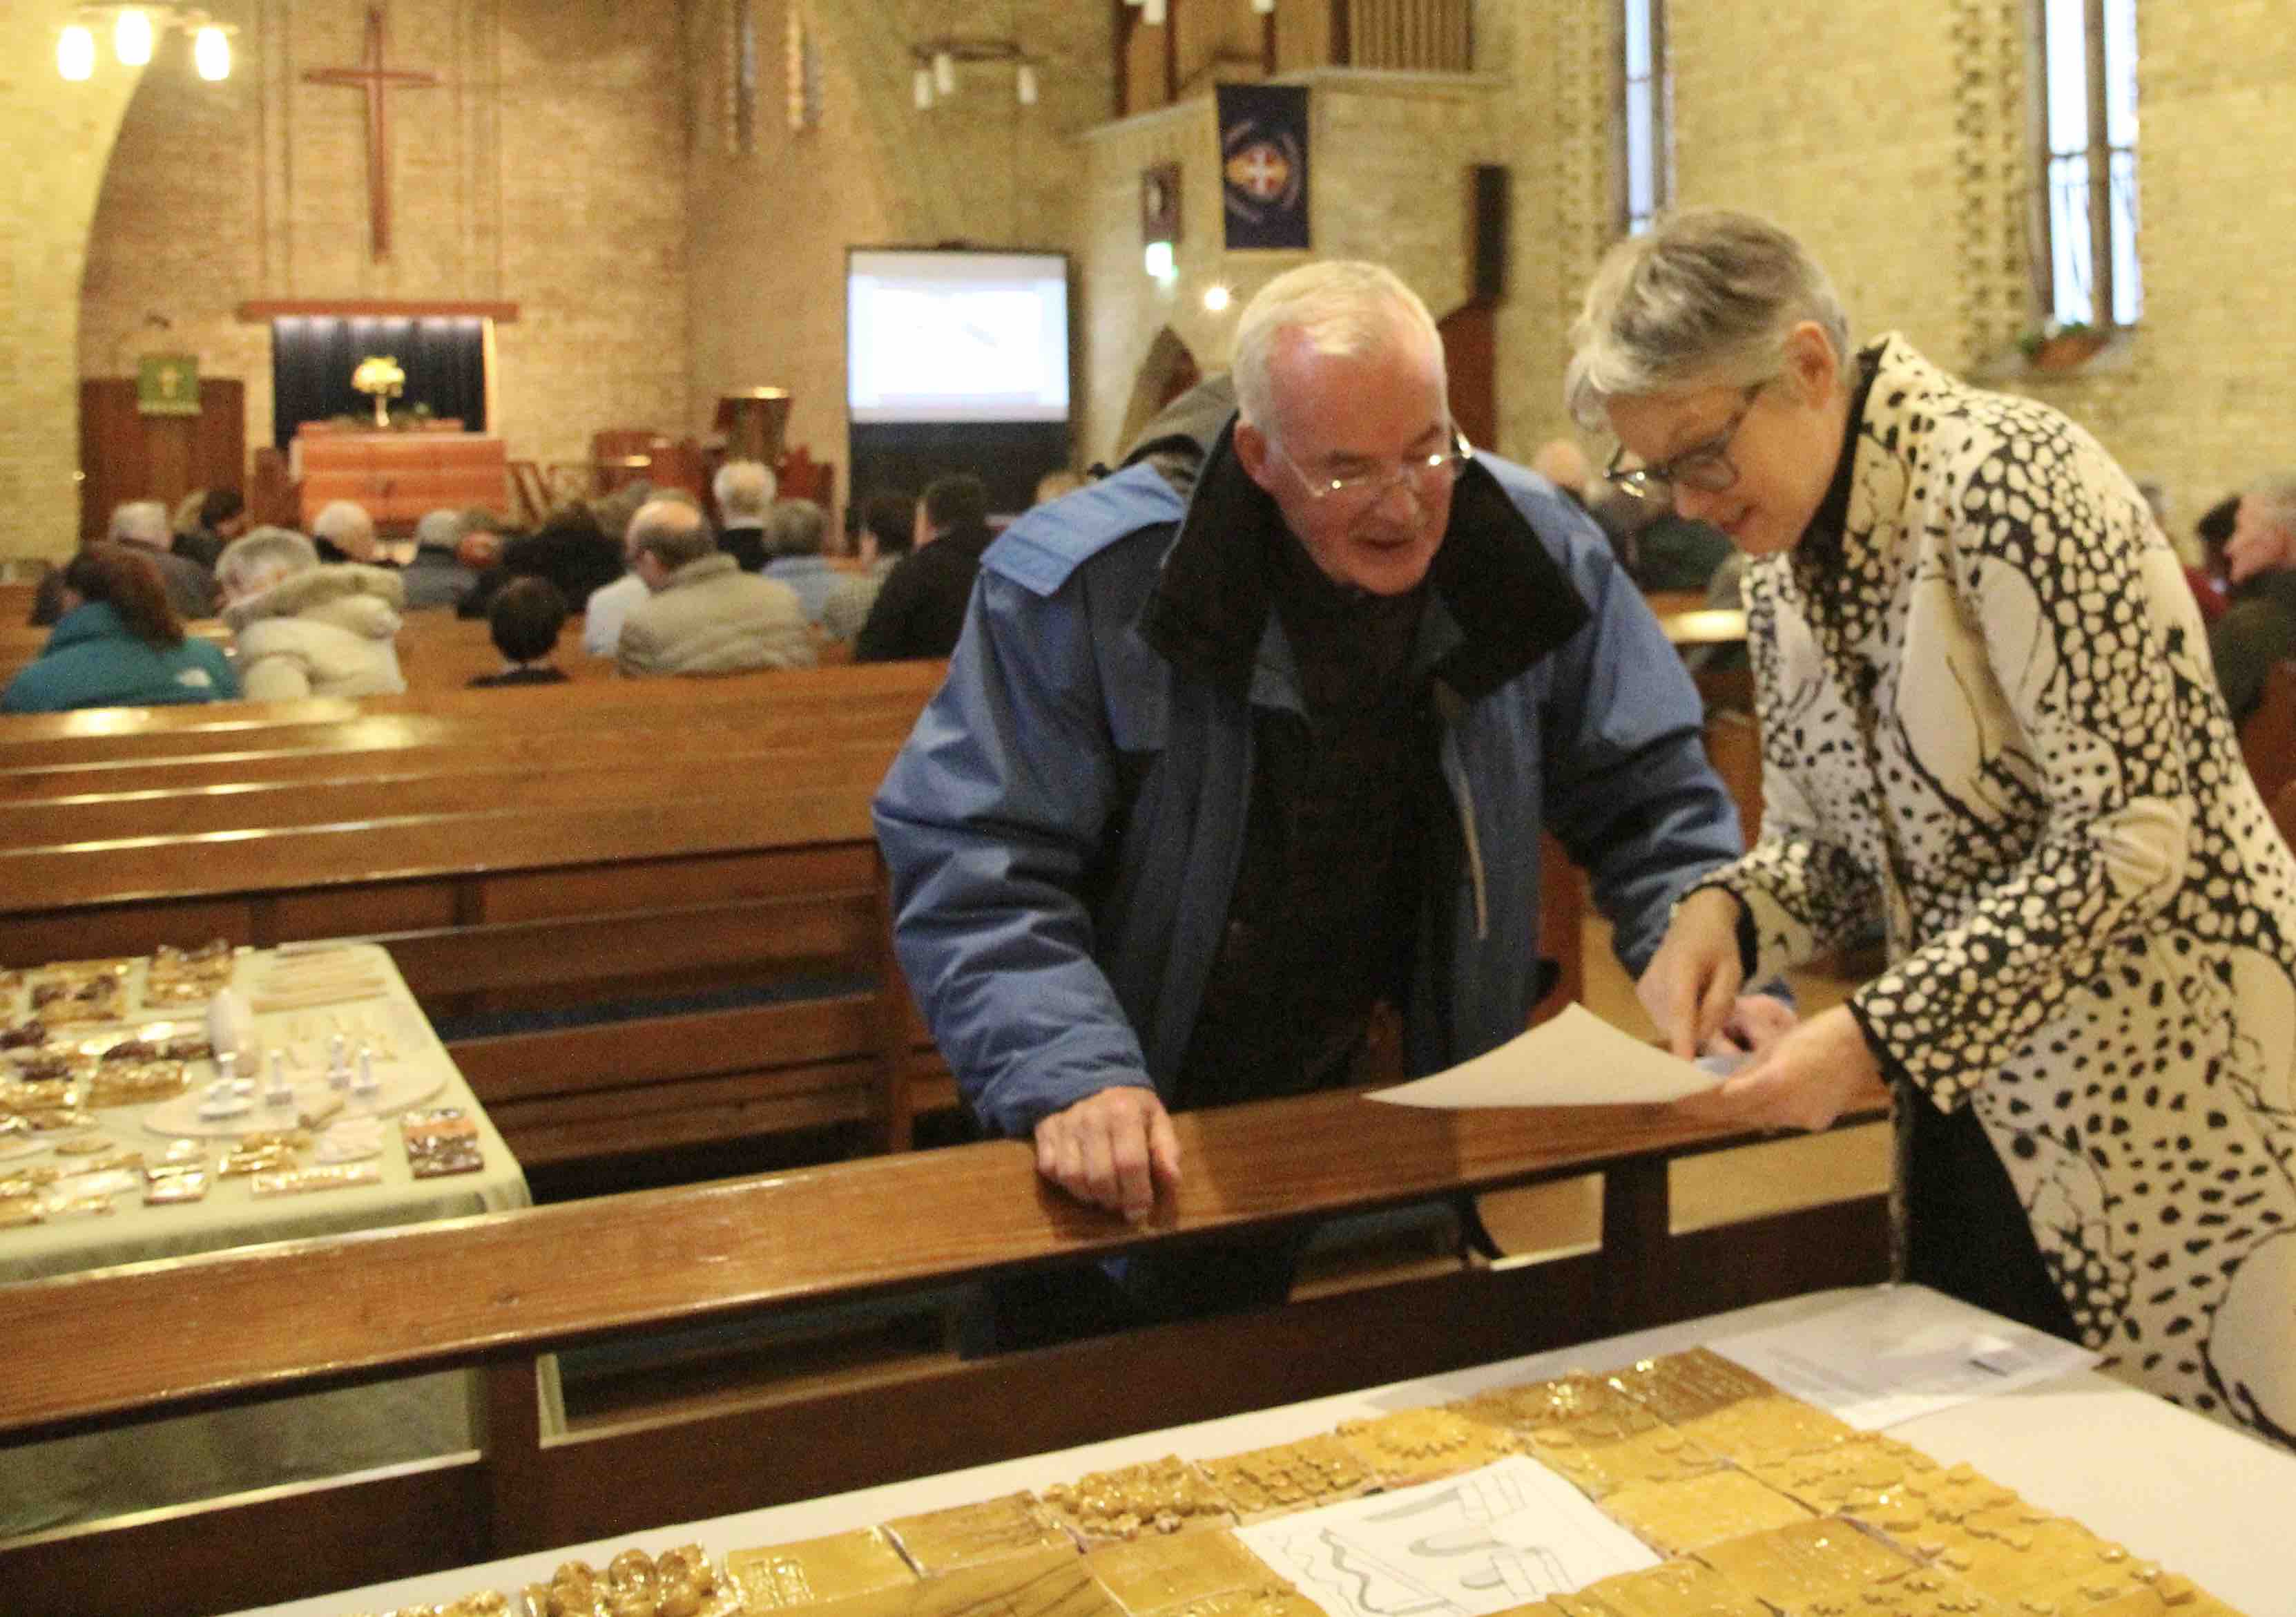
[715,387,791,466]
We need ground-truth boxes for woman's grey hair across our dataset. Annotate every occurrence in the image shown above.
[216,526,319,598]
[1231,261,1444,438]
[1565,209,1852,430]
[713,459,776,520]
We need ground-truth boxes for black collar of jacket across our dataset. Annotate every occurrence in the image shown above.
[1138,417,1591,704]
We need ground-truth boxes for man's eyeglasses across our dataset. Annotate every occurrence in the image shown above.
[1604,383,1767,501]
[1274,430,1473,512]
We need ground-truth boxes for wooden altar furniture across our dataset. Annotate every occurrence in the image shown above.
[78,378,247,543]
[293,427,509,531]
[717,387,792,465]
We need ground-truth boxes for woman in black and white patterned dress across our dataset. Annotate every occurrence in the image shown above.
[1568,210,2296,1448]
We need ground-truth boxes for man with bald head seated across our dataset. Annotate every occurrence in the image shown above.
[874,261,1755,1349]
[614,497,815,676]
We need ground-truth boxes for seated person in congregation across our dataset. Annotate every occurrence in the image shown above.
[714,459,776,573]
[106,498,220,622]
[762,496,840,623]
[2,543,238,713]
[470,577,571,687]
[874,262,1762,1350]
[615,497,816,677]
[854,473,996,662]
[174,486,249,570]
[310,498,384,566]
[2208,473,2296,722]
[401,508,486,613]
[820,490,917,643]
[216,526,409,701]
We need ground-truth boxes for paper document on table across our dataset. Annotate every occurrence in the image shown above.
[1366,1004,1719,1107]
[1234,1455,1658,1616]
[1710,1286,2100,1430]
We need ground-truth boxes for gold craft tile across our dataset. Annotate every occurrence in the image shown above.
[1525,1422,1726,1499]
[726,1529,918,1611]
[2076,1578,2242,1617]
[885,1493,1074,1574]
[1557,1558,1772,1617]
[1197,1435,1376,1520]
[1604,1350,1782,1424]
[1832,1567,2011,1616]
[1333,1406,1521,1487]
[1599,1469,1816,1556]
[1155,1590,1328,1617]
[1744,1435,1943,1518]
[1451,1376,1653,1442]
[1085,1529,1289,1616]
[806,1548,1114,1617]
[1673,1399,1861,1468]
[1693,1520,1917,1611]
[1041,1457,1233,1543]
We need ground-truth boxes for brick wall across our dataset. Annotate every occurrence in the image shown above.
[68,0,688,559]
[684,0,1112,508]
[0,3,142,562]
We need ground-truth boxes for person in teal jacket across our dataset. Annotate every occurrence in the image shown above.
[3,544,239,713]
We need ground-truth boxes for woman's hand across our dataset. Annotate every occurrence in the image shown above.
[1675,1004,1882,1132]
[1708,992,1797,1058]
[1637,888,1748,1058]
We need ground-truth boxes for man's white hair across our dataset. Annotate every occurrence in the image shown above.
[713,459,776,520]
[1230,262,1445,438]
[2246,472,2296,527]
[108,500,171,548]
[215,526,319,599]
[311,499,378,562]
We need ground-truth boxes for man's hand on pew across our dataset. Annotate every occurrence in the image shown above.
[1034,1086,1182,1225]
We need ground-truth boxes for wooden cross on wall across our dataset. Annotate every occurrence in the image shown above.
[302,6,440,261]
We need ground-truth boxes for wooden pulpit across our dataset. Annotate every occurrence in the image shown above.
[715,388,791,466]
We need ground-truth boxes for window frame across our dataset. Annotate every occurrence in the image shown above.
[2030,0,2141,330]
[1614,0,1671,238]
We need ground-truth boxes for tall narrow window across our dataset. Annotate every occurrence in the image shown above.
[731,0,759,155]
[1619,0,1669,236]
[2037,0,2140,327]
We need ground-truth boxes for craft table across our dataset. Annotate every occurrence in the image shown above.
[231,1285,2296,1617]
[0,943,542,1535]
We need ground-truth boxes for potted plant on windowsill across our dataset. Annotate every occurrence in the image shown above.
[2018,320,2110,374]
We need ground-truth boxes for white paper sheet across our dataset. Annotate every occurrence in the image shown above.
[1233,1455,1659,1615]
[1365,1004,1719,1108]
[1709,1285,2100,1430]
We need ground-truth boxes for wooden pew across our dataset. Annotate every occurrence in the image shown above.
[2239,658,2296,808]
[0,667,956,1170]
[0,1079,1894,1617]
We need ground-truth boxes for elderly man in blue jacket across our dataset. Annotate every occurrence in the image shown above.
[874,262,1775,1348]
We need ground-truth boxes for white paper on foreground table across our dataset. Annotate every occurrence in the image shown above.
[1709,1285,2100,1430]
[1365,1004,1719,1108]
[1234,1454,1657,1614]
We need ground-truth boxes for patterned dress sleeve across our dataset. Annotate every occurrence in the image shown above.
[1687,563,1882,979]
[1849,418,2193,1111]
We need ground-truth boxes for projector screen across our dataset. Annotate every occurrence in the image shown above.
[847,249,1070,424]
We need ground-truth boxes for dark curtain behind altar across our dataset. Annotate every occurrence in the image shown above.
[271,316,488,447]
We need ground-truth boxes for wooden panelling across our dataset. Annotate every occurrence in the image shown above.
[477,843,880,923]
[449,997,880,1101]
[77,378,247,544]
